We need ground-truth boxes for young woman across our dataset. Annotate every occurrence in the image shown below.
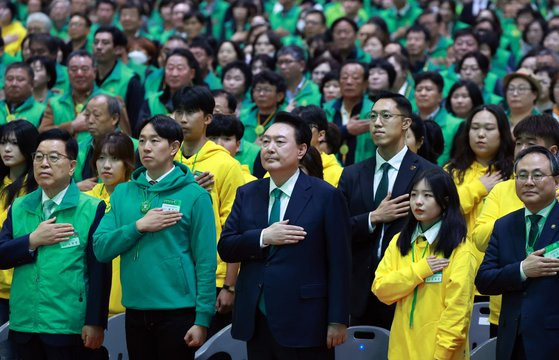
[445,80,484,120]
[216,40,244,76]
[27,55,57,105]
[320,71,341,104]
[446,105,514,262]
[0,120,39,358]
[373,168,476,360]
[86,132,135,317]
[221,61,252,115]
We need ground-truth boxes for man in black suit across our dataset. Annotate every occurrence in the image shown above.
[218,112,351,359]
[338,91,437,329]
[476,146,559,360]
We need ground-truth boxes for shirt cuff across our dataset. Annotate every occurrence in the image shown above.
[259,230,269,248]
[368,212,376,233]
[520,261,527,281]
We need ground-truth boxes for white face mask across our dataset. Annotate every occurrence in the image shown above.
[128,50,148,65]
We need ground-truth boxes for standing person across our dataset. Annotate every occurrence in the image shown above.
[476,146,559,360]
[339,92,437,329]
[93,115,217,360]
[373,168,476,359]
[218,112,351,359]
[0,129,110,359]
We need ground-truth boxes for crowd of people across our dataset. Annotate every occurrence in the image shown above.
[0,0,559,359]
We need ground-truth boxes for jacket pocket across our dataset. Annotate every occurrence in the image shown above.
[161,256,190,295]
[299,284,327,299]
[544,315,559,329]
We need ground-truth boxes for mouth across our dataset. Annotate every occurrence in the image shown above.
[38,171,51,177]
[414,209,424,214]
[142,156,153,161]
[101,172,112,177]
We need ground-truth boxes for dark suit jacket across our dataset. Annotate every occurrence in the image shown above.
[475,203,559,360]
[218,172,351,348]
[338,150,437,317]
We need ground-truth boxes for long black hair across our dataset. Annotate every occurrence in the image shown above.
[397,168,467,258]
[0,120,39,208]
[446,104,514,184]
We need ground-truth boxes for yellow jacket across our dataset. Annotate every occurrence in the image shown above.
[373,233,476,360]
[241,164,257,184]
[1,21,27,56]
[321,152,343,187]
[472,179,524,325]
[86,183,125,317]
[175,140,245,287]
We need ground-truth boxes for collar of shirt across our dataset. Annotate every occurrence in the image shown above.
[524,199,556,221]
[397,81,409,96]
[425,106,441,121]
[375,145,408,173]
[411,220,442,245]
[286,78,306,103]
[146,165,176,183]
[269,168,300,199]
[41,184,70,206]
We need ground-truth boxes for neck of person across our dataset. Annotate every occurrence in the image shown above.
[6,96,26,109]
[378,141,405,161]
[409,53,426,66]
[105,183,116,195]
[393,77,406,92]
[234,91,245,103]
[418,105,438,119]
[9,163,26,182]
[270,167,298,187]
[146,162,174,181]
[124,28,138,38]
[428,36,439,50]
[337,46,354,59]
[33,85,49,102]
[182,136,207,158]
[97,58,117,80]
[258,104,277,116]
[43,181,70,199]
[526,197,556,214]
[475,154,493,167]
[72,87,93,104]
[510,106,533,127]
[71,37,87,50]
[342,96,362,113]
[287,74,303,94]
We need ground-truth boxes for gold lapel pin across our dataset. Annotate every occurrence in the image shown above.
[552,224,557,230]
[410,165,417,171]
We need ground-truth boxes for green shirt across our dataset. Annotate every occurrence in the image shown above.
[269,5,302,35]
[430,107,463,166]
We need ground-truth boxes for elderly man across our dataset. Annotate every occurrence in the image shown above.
[476,146,559,360]
[277,45,321,109]
[0,129,110,359]
[0,62,45,126]
[26,12,52,35]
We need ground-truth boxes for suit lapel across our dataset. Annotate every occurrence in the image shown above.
[536,202,559,249]
[360,157,376,210]
[284,172,312,224]
[392,150,419,197]
[254,178,271,228]
[510,210,527,262]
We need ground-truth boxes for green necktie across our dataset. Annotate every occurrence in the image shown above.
[527,214,542,254]
[43,199,57,219]
[373,163,391,209]
[258,188,284,316]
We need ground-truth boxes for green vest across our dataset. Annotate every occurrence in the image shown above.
[54,64,70,95]
[432,107,463,166]
[0,97,45,127]
[205,71,222,90]
[292,79,322,107]
[98,61,136,100]
[269,5,301,35]
[144,68,164,95]
[147,91,170,117]
[9,183,102,334]
[235,139,260,173]
[240,105,280,143]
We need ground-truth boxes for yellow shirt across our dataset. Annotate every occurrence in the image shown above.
[86,183,125,317]
[241,164,257,184]
[373,233,476,360]
[2,21,27,56]
[175,140,245,287]
[321,152,343,187]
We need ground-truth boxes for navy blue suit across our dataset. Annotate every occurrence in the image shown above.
[218,172,351,348]
[476,203,559,360]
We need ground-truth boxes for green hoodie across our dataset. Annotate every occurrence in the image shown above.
[93,163,217,327]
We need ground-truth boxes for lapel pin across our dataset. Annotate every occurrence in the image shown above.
[410,165,417,171]
[552,224,557,230]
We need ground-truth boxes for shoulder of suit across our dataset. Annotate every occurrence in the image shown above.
[494,208,525,228]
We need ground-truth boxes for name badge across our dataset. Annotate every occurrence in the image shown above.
[544,241,559,259]
[162,199,181,212]
[425,271,443,283]
[60,233,80,249]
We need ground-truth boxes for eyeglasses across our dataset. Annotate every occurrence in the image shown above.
[370,111,407,122]
[506,86,532,94]
[277,59,297,66]
[516,171,553,182]
[32,152,70,164]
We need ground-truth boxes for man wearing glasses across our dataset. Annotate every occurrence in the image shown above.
[338,91,436,329]
[0,129,111,359]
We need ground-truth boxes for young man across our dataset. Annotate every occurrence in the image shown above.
[93,115,216,359]
[219,112,351,359]
[172,86,245,336]
[0,129,110,359]
[473,114,559,336]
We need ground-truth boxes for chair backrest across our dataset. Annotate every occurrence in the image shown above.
[469,301,490,351]
[195,324,247,360]
[335,326,390,360]
[470,337,497,360]
[0,322,8,343]
[103,313,128,360]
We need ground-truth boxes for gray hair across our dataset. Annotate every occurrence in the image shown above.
[91,94,122,124]
[26,12,52,32]
[276,45,306,62]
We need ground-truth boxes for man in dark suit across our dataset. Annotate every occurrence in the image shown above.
[218,112,351,359]
[338,91,437,329]
[476,146,559,360]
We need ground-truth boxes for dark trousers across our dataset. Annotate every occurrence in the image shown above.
[490,323,498,338]
[125,308,197,360]
[511,334,526,360]
[0,298,17,360]
[350,294,395,330]
[247,310,333,360]
[11,333,103,360]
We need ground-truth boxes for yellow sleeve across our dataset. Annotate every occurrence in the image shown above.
[372,234,434,305]
[472,186,501,253]
[434,243,476,360]
[451,172,488,216]
[217,161,246,228]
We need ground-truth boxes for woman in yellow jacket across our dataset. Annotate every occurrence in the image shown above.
[373,168,477,360]
[85,132,135,317]
[445,104,514,264]
[0,120,39,357]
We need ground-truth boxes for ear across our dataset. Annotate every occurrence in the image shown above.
[111,113,119,128]
[69,159,77,176]
[550,144,558,154]
[204,113,213,126]
[417,136,424,150]
[402,116,412,131]
[318,129,326,143]
[170,140,181,157]
[235,139,241,154]
[276,91,285,104]
[297,143,308,160]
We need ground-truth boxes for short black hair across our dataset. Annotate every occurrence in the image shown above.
[28,33,58,56]
[513,114,559,148]
[139,115,184,144]
[445,79,484,116]
[324,123,342,154]
[70,12,92,27]
[183,10,205,23]
[406,23,431,42]
[276,44,306,62]
[95,25,128,48]
[457,51,490,74]
[369,58,396,88]
[292,105,328,132]
[5,62,34,82]
[27,56,57,89]
[453,27,479,44]
[96,0,116,10]
[37,129,78,160]
[305,9,326,26]
[414,71,444,93]
[67,49,96,67]
[251,70,286,101]
[189,38,214,57]
[373,91,412,117]
[272,111,311,150]
[206,114,244,140]
[331,16,358,33]
[340,60,368,81]
[172,86,215,115]
[120,0,143,15]
[221,60,252,90]
[211,89,237,114]
[166,48,203,86]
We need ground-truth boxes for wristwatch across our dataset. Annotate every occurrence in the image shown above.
[222,284,235,293]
